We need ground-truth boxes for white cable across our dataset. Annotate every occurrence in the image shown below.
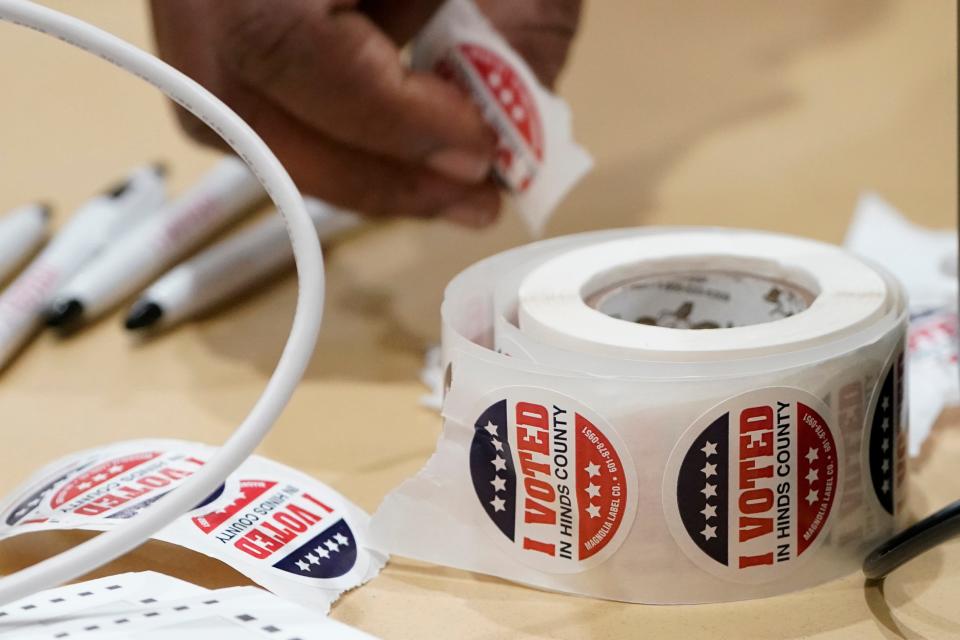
[0,0,324,604]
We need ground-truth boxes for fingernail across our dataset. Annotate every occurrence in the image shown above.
[427,148,492,183]
[442,203,497,228]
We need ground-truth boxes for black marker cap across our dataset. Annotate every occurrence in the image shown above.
[106,177,132,199]
[151,161,169,178]
[46,299,85,329]
[124,301,164,330]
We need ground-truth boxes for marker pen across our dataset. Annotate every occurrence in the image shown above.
[0,203,51,283]
[125,198,361,331]
[0,163,167,368]
[46,156,265,329]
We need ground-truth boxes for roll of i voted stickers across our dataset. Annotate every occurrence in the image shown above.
[0,440,386,612]
[413,0,593,236]
[371,227,908,603]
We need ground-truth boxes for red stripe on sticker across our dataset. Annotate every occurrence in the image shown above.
[796,403,838,556]
[575,413,628,560]
[192,480,277,534]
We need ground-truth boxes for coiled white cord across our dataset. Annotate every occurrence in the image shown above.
[0,0,324,603]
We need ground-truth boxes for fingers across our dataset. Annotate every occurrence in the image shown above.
[150,0,228,145]
[216,0,496,182]
[227,87,502,225]
[150,0,220,83]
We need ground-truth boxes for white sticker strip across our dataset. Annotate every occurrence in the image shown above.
[413,0,593,236]
[0,441,387,613]
[373,227,908,603]
[0,572,376,639]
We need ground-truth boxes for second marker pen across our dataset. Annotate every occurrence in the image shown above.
[46,156,266,330]
[125,198,361,331]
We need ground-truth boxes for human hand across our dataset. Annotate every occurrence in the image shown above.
[151,0,582,228]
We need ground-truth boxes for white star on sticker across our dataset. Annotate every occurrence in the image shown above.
[306,553,320,565]
[701,483,717,499]
[700,503,717,520]
[334,533,349,546]
[805,447,819,463]
[585,503,601,518]
[881,479,890,494]
[805,468,819,484]
[881,459,890,473]
[295,559,310,572]
[701,462,717,478]
[77,481,92,490]
[882,397,890,411]
[325,540,340,552]
[314,546,330,559]
[701,441,718,457]
[491,497,506,512]
[805,489,819,505]
[491,476,506,492]
[483,421,498,436]
[491,438,504,451]
[108,465,123,473]
[881,438,889,452]
[881,418,889,432]
[491,456,507,471]
[701,525,717,541]
[92,473,108,482]
[585,483,601,498]
[584,462,601,477]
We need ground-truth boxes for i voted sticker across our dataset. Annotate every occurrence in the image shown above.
[664,388,842,583]
[468,388,637,573]
[38,449,204,522]
[184,478,364,584]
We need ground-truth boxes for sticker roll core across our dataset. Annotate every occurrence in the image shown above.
[371,227,908,604]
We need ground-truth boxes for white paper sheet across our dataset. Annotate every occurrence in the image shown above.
[0,572,376,639]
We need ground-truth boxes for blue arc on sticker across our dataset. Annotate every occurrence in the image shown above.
[677,414,730,566]
[469,399,517,541]
[272,518,357,579]
[869,366,897,514]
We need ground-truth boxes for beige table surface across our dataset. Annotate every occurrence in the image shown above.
[0,1,957,638]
